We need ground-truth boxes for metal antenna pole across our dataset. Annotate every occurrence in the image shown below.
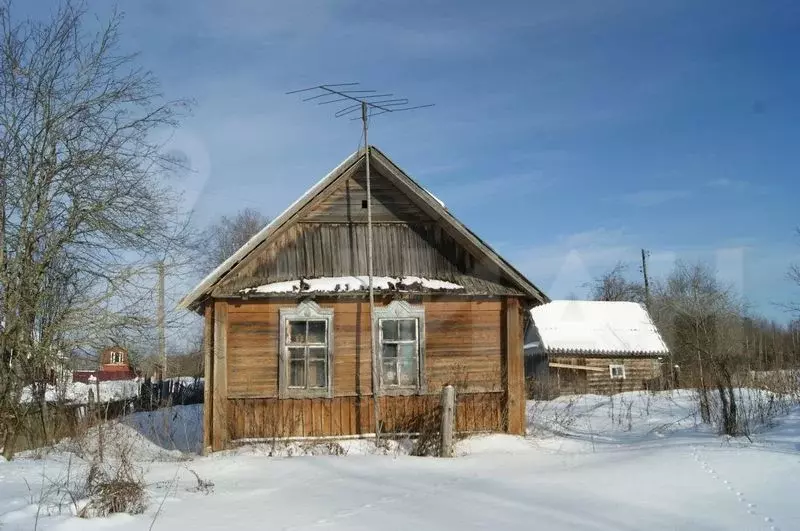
[288,83,432,442]
[361,101,381,440]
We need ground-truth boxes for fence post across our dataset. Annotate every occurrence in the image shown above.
[440,384,456,457]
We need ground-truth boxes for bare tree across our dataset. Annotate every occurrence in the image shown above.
[588,262,645,303]
[0,1,190,457]
[789,229,800,315]
[651,262,746,433]
[199,208,268,274]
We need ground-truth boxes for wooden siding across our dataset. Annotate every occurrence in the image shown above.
[225,298,505,400]
[212,166,521,298]
[203,304,213,454]
[303,170,434,223]
[227,392,504,439]
[215,222,518,297]
[212,301,229,450]
[504,298,525,435]
[547,356,661,396]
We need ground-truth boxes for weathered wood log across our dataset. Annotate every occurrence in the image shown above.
[440,385,456,457]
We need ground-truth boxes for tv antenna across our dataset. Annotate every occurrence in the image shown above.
[287,83,433,442]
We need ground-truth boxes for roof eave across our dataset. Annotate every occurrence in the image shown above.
[177,150,363,311]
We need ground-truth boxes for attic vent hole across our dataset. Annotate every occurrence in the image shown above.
[361,199,368,209]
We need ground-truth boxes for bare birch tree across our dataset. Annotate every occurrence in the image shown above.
[0,1,190,457]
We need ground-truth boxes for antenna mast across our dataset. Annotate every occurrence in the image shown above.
[288,83,432,441]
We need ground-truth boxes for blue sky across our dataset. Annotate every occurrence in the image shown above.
[26,1,800,321]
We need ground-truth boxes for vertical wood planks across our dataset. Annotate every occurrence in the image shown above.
[212,301,229,450]
[203,303,214,454]
[504,298,525,435]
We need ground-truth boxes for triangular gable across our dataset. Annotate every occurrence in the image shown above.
[179,146,548,310]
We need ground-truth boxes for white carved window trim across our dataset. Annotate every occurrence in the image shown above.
[609,364,626,380]
[109,351,124,364]
[279,301,334,398]
[374,300,426,395]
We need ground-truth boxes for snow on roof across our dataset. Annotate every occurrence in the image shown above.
[242,276,463,295]
[529,300,669,357]
[179,146,547,310]
[422,187,445,208]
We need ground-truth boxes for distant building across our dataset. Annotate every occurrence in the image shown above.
[72,346,135,383]
[524,301,669,397]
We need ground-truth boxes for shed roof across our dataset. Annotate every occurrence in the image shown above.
[179,146,548,310]
[529,300,669,357]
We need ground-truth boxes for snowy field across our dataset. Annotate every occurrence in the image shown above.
[0,390,798,530]
[20,380,141,404]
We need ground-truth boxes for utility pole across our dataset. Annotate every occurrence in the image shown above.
[157,260,166,381]
[641,248,651,308]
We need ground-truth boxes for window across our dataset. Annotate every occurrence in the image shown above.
[287,320,328,389]
[379,319,419,387]
[280,301,333,398]
[609,364,626,379]
[374,301,425,393]
[109,351,124,364]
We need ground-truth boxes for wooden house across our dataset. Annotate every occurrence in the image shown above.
[72,347,135,383]
[524,300,668,397]
[179,146,548,452]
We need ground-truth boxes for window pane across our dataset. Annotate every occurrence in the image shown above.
[398,343,418,386]
[289,321,306,344]
[289,359,305,387]
[398,357,418,386]
[382,343,398,359]
[288,347,306,361]
[308,360,327,388]
[381,320,398,341]
[308,347,326,361]
[398,319,416,340]
[307,321,326,344]
[382,359,398,385]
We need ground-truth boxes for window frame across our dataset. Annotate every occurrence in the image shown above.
[374,301,426,395]
[609,363,626,380]
[109,351,124,364]
[279,301,334,398]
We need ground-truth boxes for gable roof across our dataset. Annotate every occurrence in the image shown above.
[528,300,669,357]
[179,146,548,310]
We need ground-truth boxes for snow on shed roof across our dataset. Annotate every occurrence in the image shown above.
[529,300,669,357]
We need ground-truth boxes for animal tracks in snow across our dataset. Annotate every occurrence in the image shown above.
[690,445,780,531]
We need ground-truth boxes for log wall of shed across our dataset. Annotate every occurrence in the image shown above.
[548,356,661,396]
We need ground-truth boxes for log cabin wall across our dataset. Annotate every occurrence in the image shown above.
[218,296,512,443]
[548,356,661,396]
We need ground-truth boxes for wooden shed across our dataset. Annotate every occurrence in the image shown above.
[524,300,669,397]
[179,146,548,452]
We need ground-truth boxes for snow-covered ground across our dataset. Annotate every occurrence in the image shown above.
[0,390,798,530]
[20,380,141,405]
